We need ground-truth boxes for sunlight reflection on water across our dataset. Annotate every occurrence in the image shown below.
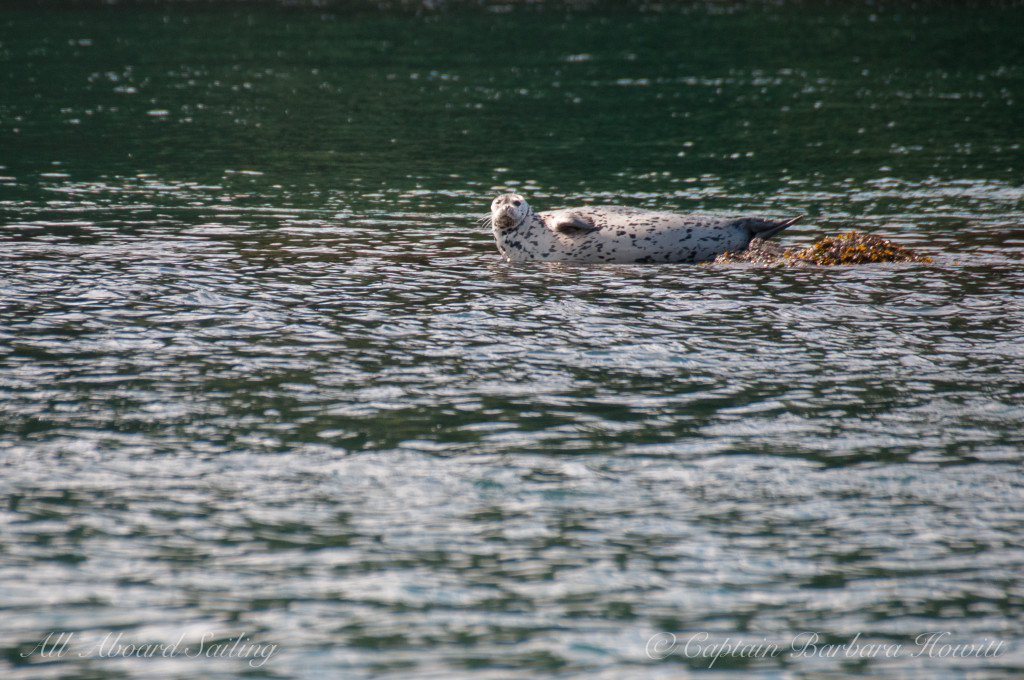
[3,2,1024,678]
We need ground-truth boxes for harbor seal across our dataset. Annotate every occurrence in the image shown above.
[488,193,803,264]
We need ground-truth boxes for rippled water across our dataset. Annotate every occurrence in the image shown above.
[2,3,1024,679]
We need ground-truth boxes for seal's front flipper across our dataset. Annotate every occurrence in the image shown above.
[554,212,599,236]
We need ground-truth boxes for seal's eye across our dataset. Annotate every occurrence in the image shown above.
[512,200,521,206]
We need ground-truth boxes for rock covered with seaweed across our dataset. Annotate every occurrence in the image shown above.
[709,231,932,267]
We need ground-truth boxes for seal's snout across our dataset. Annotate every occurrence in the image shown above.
[495,214,515,229]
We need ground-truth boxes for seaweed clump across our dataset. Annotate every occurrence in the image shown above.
[711,231,931,267]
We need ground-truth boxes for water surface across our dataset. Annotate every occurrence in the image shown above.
[2,3,1023,678]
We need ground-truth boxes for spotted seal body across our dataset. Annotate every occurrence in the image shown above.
[489,193,803,264]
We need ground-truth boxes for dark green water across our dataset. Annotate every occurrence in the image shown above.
[2,2,1024,678]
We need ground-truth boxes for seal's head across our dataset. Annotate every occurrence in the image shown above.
[490,193,531,232]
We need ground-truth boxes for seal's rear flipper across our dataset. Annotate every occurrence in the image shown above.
[742,215,803,241]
